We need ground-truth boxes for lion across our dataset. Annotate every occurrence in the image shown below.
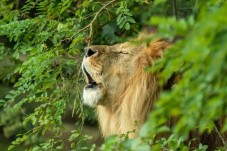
[82,34,171,137]
[81,34,226,150]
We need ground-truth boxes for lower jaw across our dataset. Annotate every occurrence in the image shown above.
[83,87,102,107]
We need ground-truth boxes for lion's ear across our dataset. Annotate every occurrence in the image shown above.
[147,39,172,59]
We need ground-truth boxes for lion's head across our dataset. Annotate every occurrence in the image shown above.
[82,37,171,137]
[82,42,145,106]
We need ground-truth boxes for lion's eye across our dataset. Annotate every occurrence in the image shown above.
[115,51,130,55]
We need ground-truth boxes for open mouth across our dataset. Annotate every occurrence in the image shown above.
[83,67,98,89]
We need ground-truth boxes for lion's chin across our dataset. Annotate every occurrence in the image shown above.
[83,86,104,107]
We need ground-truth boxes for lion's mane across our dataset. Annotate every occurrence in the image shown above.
[97,40,170,138]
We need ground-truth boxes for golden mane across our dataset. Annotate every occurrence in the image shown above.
[95,39,171,137]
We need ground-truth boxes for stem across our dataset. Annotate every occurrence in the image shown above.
[214,126,227,147]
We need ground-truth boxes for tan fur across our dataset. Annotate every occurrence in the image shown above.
[82,38,171,138]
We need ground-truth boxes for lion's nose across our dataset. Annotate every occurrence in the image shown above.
[85,47,97,58]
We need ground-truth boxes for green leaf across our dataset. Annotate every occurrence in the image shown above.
[5,94,13,99]
[117,14,123,23]
[127,16,136,23]
[0,99,6,107]
[124,22,130,30]
[117,15,125,26]
[8,135,27,150]
[124,11,133,16]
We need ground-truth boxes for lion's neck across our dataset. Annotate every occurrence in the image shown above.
[97,72,159,138]
[97,105,135,137]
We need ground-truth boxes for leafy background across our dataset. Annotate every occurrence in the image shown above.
[0,0,226,150]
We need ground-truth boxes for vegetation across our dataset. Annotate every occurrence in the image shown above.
[0,0,226,150]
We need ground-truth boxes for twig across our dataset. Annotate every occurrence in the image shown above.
[214,126,227,148]
[73,0,117,44]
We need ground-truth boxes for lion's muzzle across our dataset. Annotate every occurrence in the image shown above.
[82,47,105,107]
[82,66,98,89]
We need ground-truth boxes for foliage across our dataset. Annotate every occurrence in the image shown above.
[142,0,227,149]
[0,0,226,150]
